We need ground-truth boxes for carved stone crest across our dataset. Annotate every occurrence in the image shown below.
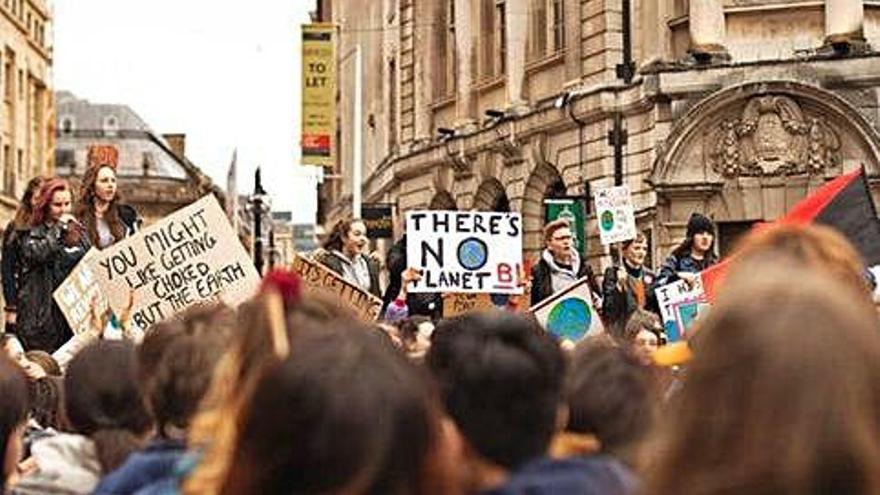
[709,95,840,177]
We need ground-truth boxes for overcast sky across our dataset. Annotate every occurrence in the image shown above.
[53,0,320,224]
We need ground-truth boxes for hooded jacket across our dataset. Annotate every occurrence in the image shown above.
[530,249,599,307]
[11,433,101,495]
[481,456,637,495]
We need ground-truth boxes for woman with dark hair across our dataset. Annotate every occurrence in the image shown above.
[1,176,43,334]
[17,178,90,352]
[0,355,29,495]
[13,340,153,495]
[74,163,140,249]
[645,260,880,495]
[215,321,459,495]
[654,213,716,289]
[602,231,658,331]
[321,218,381,297]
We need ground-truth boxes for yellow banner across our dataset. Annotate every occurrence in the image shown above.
[301,23,336,167]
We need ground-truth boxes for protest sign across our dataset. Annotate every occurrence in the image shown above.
[531,277,604,344]
[89,195,260,333]
[405,210,523,294]
[291,254,383,320]
[443,293,497,317]
[53,249,109,336]
[655,276,708,342]
[594,186,636,245]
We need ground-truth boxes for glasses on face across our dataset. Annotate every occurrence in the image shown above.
[551,235,572,242]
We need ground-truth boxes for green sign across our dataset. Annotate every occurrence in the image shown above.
[544,198,587,256]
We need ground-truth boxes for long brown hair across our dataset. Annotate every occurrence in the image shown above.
[74,164,125,246]
[11,177,43,230]
[645,260,880,494]
[30,177,71,227]
[323,218,365,252]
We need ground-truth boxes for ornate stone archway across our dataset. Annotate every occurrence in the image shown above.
[521,162,565,257]
[651,80,880,254]
[472,178,510,212]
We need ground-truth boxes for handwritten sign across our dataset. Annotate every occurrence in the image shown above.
[53,249,109,336]
[531,277,604,344]
[443,293,496,317]
[291,254,382,320]
[90,195,260,333]
[594,186,636,245]
[655,276,708,342]
[406,210,523,294]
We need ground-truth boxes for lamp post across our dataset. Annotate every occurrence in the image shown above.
[251,167,269,275]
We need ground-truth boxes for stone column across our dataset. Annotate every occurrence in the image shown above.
[454,0,475,130]
[640,0,668,68]
[689,0,729,61]
[413,0,431,143]
[505,0,529,114]
[825,0,865,45]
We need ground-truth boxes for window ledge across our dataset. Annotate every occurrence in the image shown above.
[474,75,505,93]
[526,50,566,74]
[429,94,455,110]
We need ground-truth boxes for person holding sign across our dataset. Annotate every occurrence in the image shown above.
[74,163,141,249]
[18,178,90,352]
[602,231,658,332]
[530,218,600,307]
[654,213,717,289]
[321,218,382,297]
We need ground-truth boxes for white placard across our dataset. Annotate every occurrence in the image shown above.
[655,276,707,342]
[594,185,637,245]
[90,195,261,333]
[405,210,523,294]
[531,277,604,344]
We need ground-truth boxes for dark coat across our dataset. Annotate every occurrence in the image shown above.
[17,222,89,352]
[321,251,382,298]
[381,235,443,320]
[118,203,141,235]
[92,438,186,495]
[654,253,716,288]
[602,264,658,331]
[1,225,28,311]
[481,455,637,495]
[530,256,600,307]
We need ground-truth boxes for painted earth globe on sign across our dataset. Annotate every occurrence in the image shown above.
[457,237,488,270]
[546,297,593,341]
[600,210,615,231]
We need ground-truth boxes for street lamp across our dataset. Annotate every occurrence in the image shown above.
[250,167,269,275]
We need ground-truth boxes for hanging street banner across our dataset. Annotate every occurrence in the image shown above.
[655,276,709,342]
[406,210,523,295]
[301,23,336,167]
[291,254,383,320]
[594,185,637,245]
[362,203,394,239]
[544,197,587,255]
[531,277,604,344]
[53,249,110,337]
[89,195,261,334]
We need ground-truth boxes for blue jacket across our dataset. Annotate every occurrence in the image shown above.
[481,456,637,495]
[654,253,716,288]
[92,438,186,495]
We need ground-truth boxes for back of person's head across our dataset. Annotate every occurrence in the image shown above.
[567,338,657,465]
[427,311,565,469]
[28,376,65,431]
[219,320,456,495]
[0,355,28,492]
[732,223,870,297]
[24,350,61,377]
[646,259,880,494]
[65,340,152,474]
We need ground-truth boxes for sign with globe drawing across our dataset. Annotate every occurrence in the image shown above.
[594,185,637,245]
[406,210,523,294]
[531,277,604,344]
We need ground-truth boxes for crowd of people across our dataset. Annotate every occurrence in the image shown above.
[3,173,880,494]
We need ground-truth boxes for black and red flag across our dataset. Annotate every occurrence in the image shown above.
[703,168,880,299]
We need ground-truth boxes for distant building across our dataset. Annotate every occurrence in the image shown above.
[55,91,221,225]
[0,0,53,225]
[292,223,318,253]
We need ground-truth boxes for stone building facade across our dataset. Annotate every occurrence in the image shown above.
[317,0,880,268]
[55,91,221,225]
[0,0,53,226]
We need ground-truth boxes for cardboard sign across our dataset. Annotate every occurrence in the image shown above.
[291,254,383,320]
[531,277,604,344]
[655,276,708,342]
[90,195,261,333]
[594,186,637,245]
[405,210,523,294]
[442,293,497,317]
[53,249,110,336]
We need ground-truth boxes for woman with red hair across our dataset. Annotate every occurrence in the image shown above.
[17,178,89,352]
